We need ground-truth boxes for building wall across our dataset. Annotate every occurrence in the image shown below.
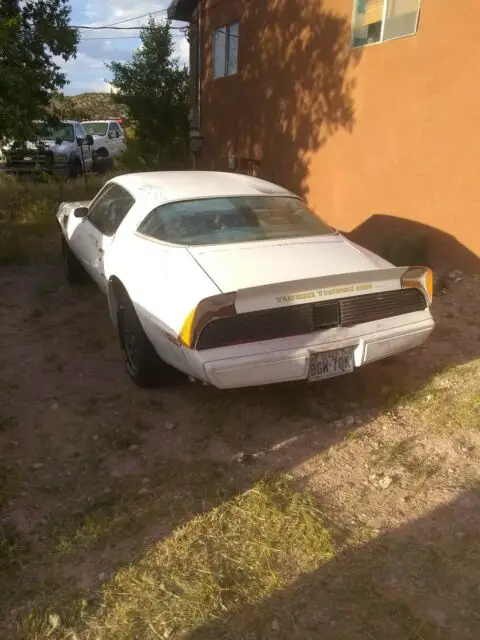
[196,0,480,270]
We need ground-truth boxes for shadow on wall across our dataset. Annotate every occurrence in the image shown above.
[344,214,480,273]
[200,0,361,197]
[185,484,480,639]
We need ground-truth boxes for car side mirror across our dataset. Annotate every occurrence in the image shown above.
[86,134,94,146]
[73,206,88,218]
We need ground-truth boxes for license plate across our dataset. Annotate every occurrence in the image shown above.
[308,347,355,382]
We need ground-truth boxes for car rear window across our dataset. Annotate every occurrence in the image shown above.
[83,122,108,136]
[136,196,334,246]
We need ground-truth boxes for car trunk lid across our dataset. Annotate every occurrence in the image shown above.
[187,235,392,298]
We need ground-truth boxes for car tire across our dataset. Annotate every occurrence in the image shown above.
[61,237,88,284]
[117,292,175,388]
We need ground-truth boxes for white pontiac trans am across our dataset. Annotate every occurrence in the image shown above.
[57,171,435,389]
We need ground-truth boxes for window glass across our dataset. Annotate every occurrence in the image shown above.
[383,0,420,41]
[109,122,120,137]
[137,196,334,246]
[36,122,74,142]
[227,22,239,75]
[352,0,420,46]
[214,22,239,78]
[83,122,108,136]
[214,27,227,78]
[87,184,135,236]
[74,124,85,140]
[352,0,385,46]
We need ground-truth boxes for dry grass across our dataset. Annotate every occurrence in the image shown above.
[400,362,480,434]
[19,477,333,640]
[0,173,115,265]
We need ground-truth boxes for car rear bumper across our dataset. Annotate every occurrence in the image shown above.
[183,311,435,389]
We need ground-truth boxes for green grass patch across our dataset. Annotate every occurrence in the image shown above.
[400,361,480,433]
[76,476,333,640]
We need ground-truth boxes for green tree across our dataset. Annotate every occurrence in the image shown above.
[109,19,189,169]
[0,0,78,142]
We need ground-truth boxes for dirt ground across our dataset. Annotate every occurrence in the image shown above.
[0,265,479,639]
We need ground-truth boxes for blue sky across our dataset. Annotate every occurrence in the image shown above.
[61,0,189,95]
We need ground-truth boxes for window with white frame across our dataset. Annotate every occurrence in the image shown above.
[352,0,421,47]
[214,21,239,78]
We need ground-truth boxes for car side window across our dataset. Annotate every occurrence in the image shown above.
[87,184,135,236]
[109,122,120,138]
[74,124,85,140]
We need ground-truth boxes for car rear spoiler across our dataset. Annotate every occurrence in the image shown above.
[234,266,433,313]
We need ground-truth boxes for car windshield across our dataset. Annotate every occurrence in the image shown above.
[82,122,108,136]
[137,196,335,246]
[35,122,74,143]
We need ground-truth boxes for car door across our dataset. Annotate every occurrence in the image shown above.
[116,123,127,155]
[107,122,122,157]
[74,183,135,292]
[75,123,93,171]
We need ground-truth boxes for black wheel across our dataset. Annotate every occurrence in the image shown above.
[117,292,174,388]
[61,236,88,284]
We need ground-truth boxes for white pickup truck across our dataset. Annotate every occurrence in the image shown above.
[81,120,127,161]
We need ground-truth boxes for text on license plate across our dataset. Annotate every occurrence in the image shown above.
[308,347,355,382]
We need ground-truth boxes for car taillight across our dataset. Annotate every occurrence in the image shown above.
[401,266,433,305]
[179,292,237,348]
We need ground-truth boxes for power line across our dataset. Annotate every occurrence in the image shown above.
[79,25,188,41]
[77,9,167,31]
[81,35,143,41]
[74,25,160,30]
[80,28,186,42]
[81,31,187,40]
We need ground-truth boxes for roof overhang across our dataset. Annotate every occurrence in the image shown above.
[167,0,199,22]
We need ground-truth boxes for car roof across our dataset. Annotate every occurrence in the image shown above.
[34,120,79,125]
[82,120,119,124]
[110,171,295,202]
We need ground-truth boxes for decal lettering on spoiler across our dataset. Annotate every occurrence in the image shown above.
[276,282,373,304]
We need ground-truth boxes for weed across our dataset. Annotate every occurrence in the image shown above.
[0,414,18,432]
[0,173,113,266]
[0,458,19,509]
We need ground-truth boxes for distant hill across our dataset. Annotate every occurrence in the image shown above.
[52,93,128,121]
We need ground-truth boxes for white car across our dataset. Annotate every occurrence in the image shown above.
[81,120,126,160]
[56,172,435,389]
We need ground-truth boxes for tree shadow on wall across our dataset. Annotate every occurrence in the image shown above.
[200,0,361,197]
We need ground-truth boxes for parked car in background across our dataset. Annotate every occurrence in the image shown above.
[57,172,435,389]
[81,120,126,161]
[2,121,94,177]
